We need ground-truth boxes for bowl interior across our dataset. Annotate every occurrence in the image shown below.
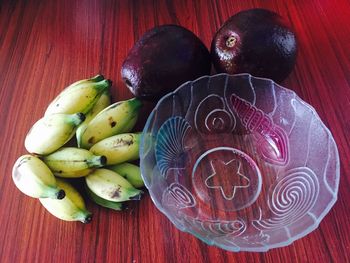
[140,74,339,252]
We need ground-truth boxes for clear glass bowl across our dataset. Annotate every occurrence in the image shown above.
[139,73,339,252]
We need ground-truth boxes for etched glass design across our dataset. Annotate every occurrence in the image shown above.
[140,74,339,252]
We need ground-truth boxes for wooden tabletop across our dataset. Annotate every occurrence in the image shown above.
[1,0,349,262]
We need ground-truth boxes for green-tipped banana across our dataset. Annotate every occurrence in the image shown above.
[65,74,105,88]
[85,185,126,211]
[12,155,65,199]
[76,90,111,147]
[25,113,85,155]
[122,114,138,133]
[39,178,92,223]
[80,98,141,149]
[85,168,143,202]
[42,147,106,178]
[45,75,111,116]
[90,133,141,165]
[108,163,144,188]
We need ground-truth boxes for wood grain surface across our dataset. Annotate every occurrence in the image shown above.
[1,0,349,262]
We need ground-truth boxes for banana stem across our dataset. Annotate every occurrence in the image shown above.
[94,79,112,92]
[86,155,107,168]
[69,113,86,126]
[128,97,142,110]
[128,190,143,200]
[46,186,66,200]
[89,74,105,82]
[56,189,66,200]
[81,212,92,224]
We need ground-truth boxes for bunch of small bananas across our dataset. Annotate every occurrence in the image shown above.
[12,75,145,223]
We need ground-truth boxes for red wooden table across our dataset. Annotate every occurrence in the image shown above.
[0,0,349,262]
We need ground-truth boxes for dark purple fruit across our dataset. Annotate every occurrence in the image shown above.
[121,25,211,101]
[211,8,297,82]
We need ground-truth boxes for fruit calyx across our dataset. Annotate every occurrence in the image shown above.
[226,36,237,48]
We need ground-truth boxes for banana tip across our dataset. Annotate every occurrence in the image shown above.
[56,189,66,200]
[100,156,107,166]
[77,112,86,122]
[96,74,104,80]
[83,214,92,224]
[129,191,144,201]
[120,203,128,210]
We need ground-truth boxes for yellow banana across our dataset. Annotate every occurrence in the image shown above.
[89,133,141,165]
[121,114,138,133]
[85,168,143,202]
[42,147,106,178]
[25,113,85,155]
[108,163,144,188]
[39,178,92,223]
[76,90,111,147]
[12,155,65,199]
[51,169,93,178]
[85,185,126,211]
[64,74,104,88]
[45,75,111,115]
[80,98,141,149]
